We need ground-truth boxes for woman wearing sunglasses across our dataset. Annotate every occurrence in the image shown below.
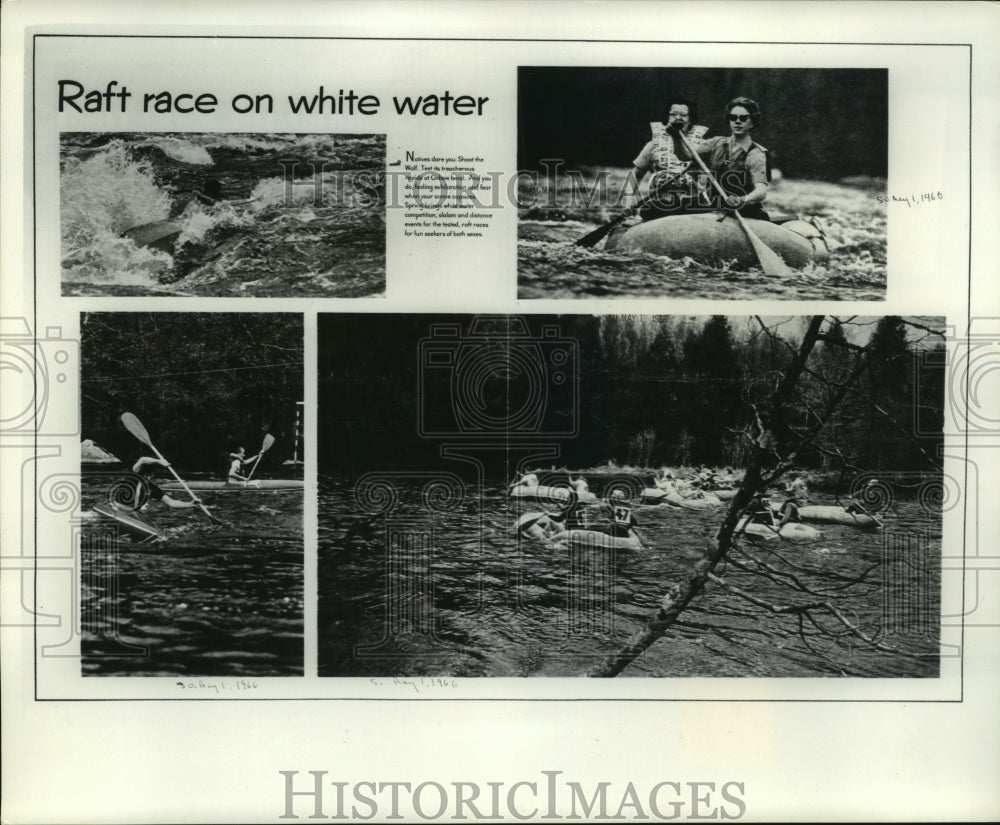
[686,97,771,220]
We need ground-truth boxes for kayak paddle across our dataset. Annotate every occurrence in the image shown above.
[675,130,793,278]
[120,412,225,526]
[245,433,275,482]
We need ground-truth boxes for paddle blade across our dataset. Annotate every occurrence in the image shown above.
[575,221,618,248]
[260,434,276,454]
[737,215,793,277]
[121,412,153,447]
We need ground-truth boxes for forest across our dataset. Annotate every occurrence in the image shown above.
[517,67,888,181]
[80,312,304,470]
[318,314,945,483]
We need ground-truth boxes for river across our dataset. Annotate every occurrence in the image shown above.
[318,473,939,678]
[80,469,303,676]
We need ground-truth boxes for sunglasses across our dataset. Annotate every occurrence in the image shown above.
[728,114,752,122]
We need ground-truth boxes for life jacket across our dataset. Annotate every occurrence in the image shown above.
[714,139,771,197]
[649,122,709,179]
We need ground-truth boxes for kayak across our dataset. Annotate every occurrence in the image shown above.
[605,212,828,269]
[771,503,882,530]
[122,219,184,254]
[89,502,166,542]
[510,485,597,504]
[552,529,643,551]
[738,518,822,543]
[161,479,303,491]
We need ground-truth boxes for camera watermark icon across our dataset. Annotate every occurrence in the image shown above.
[913,317,1000,440]
[0,316,79,437]
[418,316,578,439]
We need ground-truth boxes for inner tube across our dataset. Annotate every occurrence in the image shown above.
[552,529,642,551]
[738,517,822,543]
[510,485,597,504]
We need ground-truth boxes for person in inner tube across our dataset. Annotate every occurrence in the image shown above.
[775,486,803,529]
[689,96,771,221]
[113,456,199,511]
[605,501,638,539]
[845,479,881,514]
[745,493,776,526]
[548,487,590,533]
[627,97,709,220]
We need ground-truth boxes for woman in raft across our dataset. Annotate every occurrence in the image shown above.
[628,96,771,222]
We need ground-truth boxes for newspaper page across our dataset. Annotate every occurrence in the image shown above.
[2,1,998,822]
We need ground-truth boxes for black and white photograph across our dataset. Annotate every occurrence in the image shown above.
[61,132,386,297]
[517,68,888,300]
[78,312,304,676]
[318,313,943,677]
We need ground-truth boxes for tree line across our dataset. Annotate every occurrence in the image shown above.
[81,312,304,471]
[316,314,945,481]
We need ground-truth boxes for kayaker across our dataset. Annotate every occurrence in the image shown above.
[690,96,771,220]
[627,98,710,220]
[112,456,199,511]
[227,446,261,482]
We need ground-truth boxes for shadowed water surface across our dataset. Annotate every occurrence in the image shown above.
[80,472,303,676]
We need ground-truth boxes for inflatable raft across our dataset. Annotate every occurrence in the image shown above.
[738,518,822,543]
[770,504,881,530]
[605,213,828,269]
[161,479,303,491]
[510,485,597,504]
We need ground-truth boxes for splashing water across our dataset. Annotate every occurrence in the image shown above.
[61,140,175,286]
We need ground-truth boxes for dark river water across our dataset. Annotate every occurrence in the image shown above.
[318,474,940,678]
[80,470,303,676]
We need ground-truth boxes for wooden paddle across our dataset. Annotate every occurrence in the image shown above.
[575,193,655,248]
[675,130,793,277]
[245,433,275,482]
[120,412,225,526]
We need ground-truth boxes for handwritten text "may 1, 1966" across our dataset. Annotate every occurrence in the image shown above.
[876,192,943,207]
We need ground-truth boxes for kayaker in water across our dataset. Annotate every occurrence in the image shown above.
[548,487,588,532]
[689,96,771,220]
[227,446,261,483]
[627,98,710,220]
[604,501,639,539]
[112,456,199,511]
